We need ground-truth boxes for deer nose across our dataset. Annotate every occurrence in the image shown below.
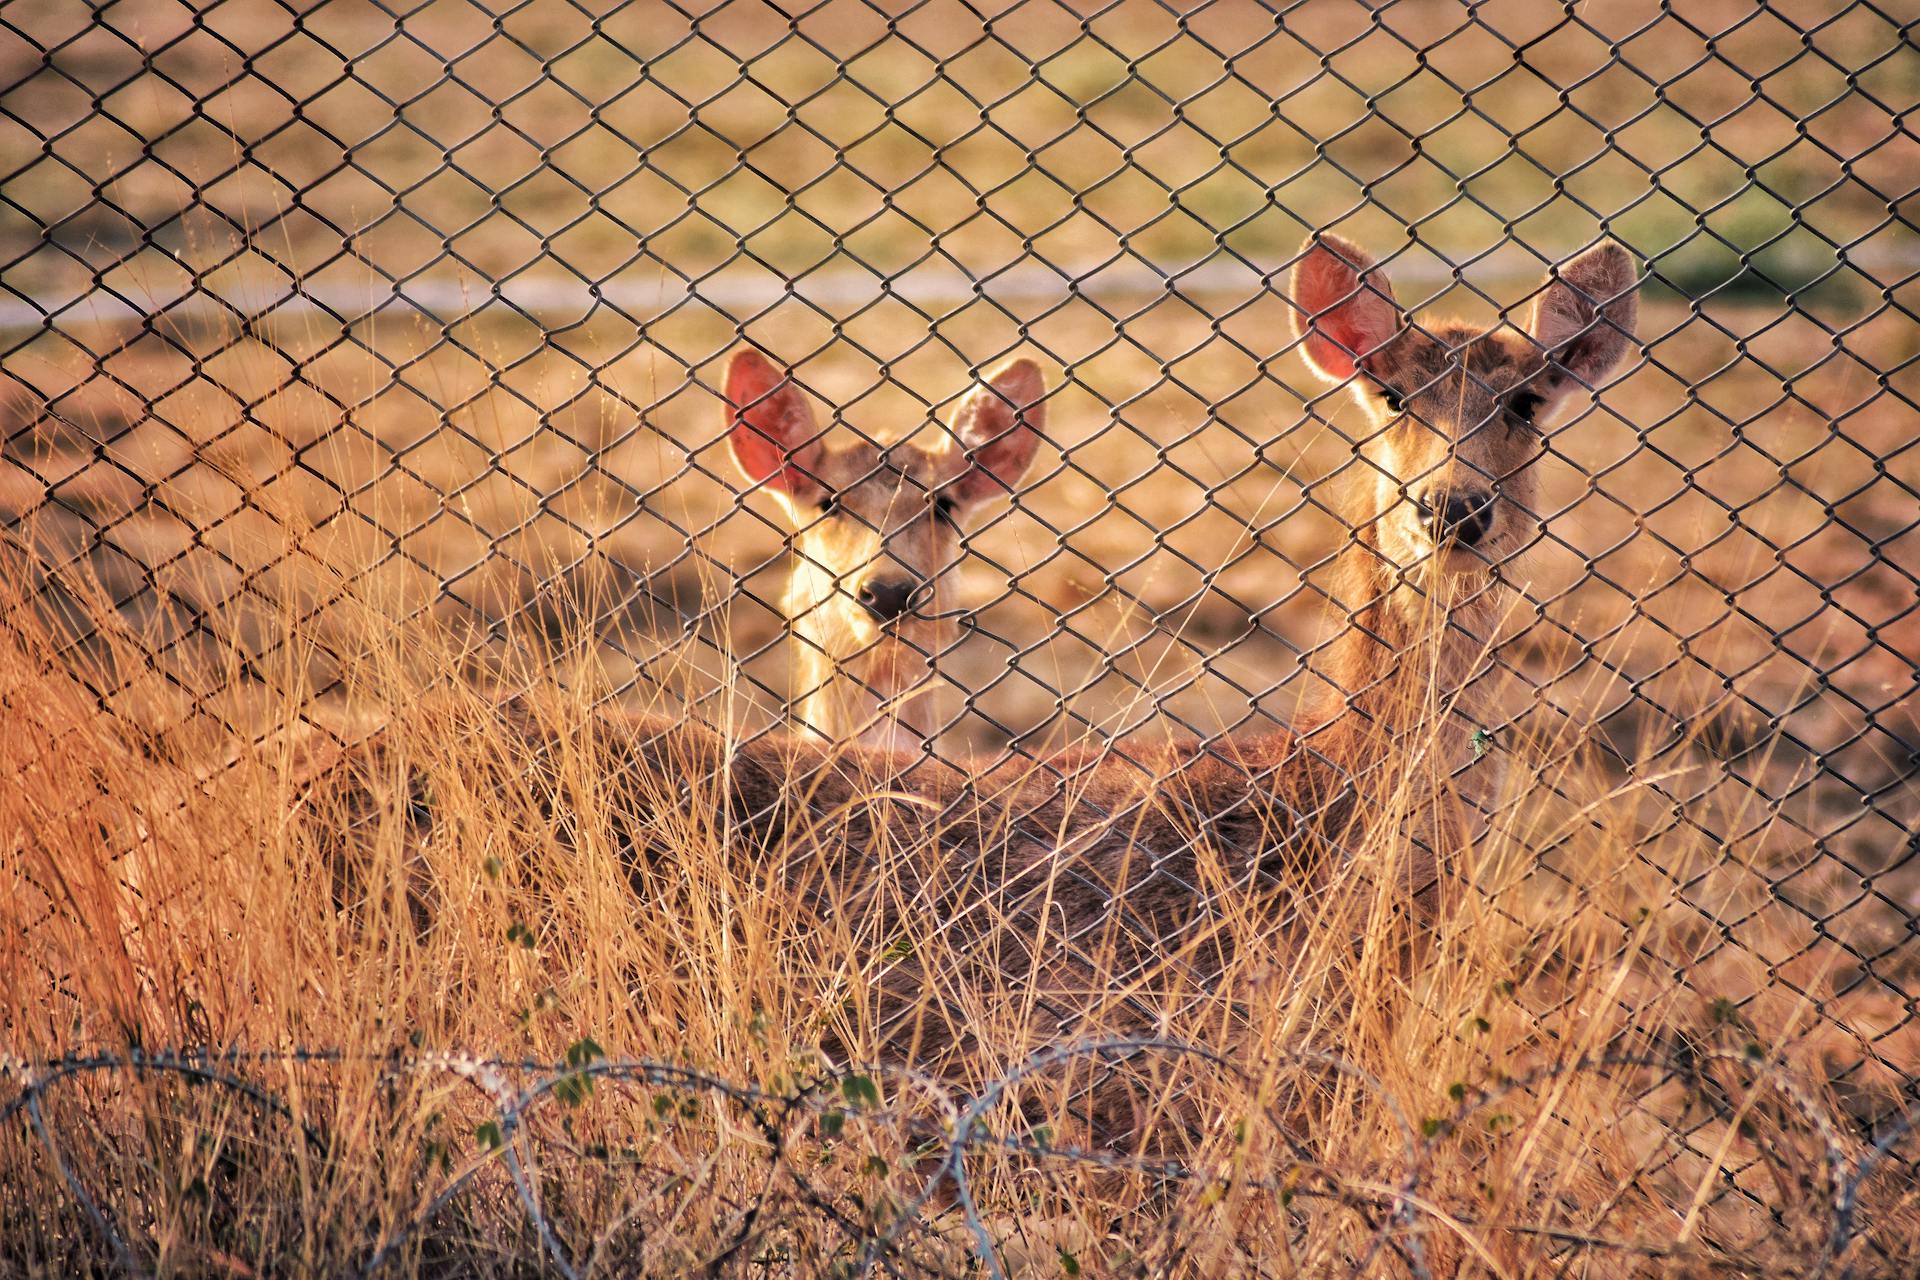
[856,577,917,623]
[1422,490,1496,549]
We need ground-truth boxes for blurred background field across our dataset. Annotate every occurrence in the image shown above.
[1,0,1916,1054]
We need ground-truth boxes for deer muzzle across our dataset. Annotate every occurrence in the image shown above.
[1419,489,1496,550]
[855,575,920,623]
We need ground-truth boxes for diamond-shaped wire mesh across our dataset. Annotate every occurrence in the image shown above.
[2,0,1915,1238]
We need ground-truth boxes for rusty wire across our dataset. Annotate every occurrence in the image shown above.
[0,1039,1912,1276]
[1,0,1916,1268]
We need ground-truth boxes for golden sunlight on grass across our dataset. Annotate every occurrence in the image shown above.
[1,3,1916,1270]
[3,539,1914,1275]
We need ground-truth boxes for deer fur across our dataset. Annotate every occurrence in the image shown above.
[1293,235,1638,827]
[722,349,1046,751]
[312,239,1637,1069]
[744,237,1629,1049]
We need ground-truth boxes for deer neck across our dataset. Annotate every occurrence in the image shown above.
[786,578,943,748]
[1306,522,1510,798]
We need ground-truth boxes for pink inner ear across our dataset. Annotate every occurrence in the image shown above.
[727,422,788,490]
[1291,242,1399,382]
[723,352,816,493]
[949,362,1045,504]
[952,428,1041,504]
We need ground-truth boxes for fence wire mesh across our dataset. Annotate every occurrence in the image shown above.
[1,0,1916,1269]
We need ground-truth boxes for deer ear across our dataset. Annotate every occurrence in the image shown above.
[722,348,824,503]
[1528,242,1638,409]
[946,357,1046,507]
[1288,236,1403,384]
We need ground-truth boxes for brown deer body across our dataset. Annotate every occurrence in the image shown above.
[728,237,1633,1051]
[313,240,1636,1071]
[723,350,1046,752]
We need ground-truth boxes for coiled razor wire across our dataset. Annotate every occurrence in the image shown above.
[2,1040,1912,1278]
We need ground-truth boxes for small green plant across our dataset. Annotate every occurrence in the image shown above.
[840,1074,880,1109]
[553,1036,606,1107]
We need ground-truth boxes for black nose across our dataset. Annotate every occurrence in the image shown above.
[856,577,917,622]
[1425,491,1495,548]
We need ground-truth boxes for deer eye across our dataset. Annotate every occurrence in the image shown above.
[1377,388,1405,415]
[1506,391,1544,428]
[933,494,959,524]
[817,493,842,517]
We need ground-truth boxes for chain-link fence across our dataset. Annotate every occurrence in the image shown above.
[2,0,1916,1266]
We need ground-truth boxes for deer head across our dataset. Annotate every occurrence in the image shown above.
[1290,237,1638,592]
[723,349,1046,743]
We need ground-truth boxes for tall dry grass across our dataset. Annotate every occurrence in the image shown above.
[2,1,1914,1267]
[3,523,1914,1277]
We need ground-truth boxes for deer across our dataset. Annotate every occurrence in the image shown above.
[721,348,1046,752]
[302,238,1637,1099]
[1284,235,1638,833]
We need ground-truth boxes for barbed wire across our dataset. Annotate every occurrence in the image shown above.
[2,0,1917,1269]
[2,1038,1912,1277]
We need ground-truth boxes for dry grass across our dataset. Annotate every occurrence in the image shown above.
[2,536,1916,1275]
[2,0,1918,1271]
